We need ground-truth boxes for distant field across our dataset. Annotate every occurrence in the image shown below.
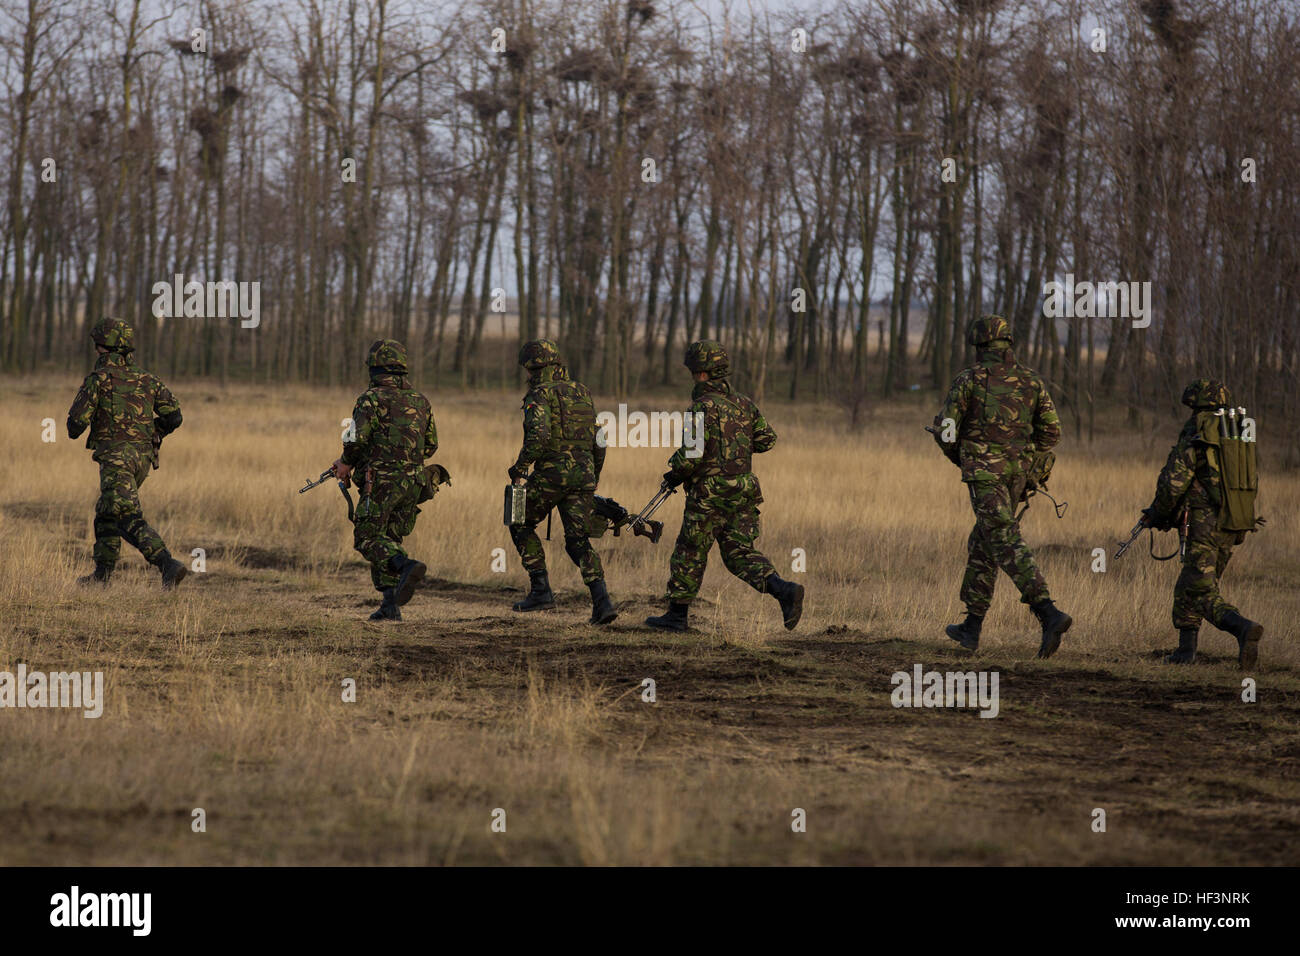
[1,375,1297,864]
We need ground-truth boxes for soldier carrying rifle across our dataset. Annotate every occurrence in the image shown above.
[1134,379,1264,667]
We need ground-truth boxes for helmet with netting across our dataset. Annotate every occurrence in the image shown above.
[967,314,1013,347]
[366,338,408,371]
[90,317,134,353]
[683,340,729,376]
[518,339,561,370]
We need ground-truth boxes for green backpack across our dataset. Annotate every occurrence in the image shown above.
[1195,410,1258,532]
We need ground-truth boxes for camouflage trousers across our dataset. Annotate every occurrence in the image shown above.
[960,476,1050,615]
[353,472,423,592]
[92,444,167,567]
[1172,506,1243,630]
[509,477,604,585]
[667,473,775,603]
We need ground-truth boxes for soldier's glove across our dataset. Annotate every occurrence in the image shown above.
[1141,507,1172,532]
[508,464,527,483]
[662,471,686,490]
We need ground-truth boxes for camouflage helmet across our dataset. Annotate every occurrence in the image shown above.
[967,314,1013,347]
[518,339,561,370]
[684,340,729,376]
[90,317,134,353]
[1181,378,1232,410]
[366,338,408,371]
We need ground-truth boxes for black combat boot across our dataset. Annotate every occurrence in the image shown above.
[765,573,805,630]
[370,588,401,621]
[156,551,188,591]
[77,564,113,587]
[945,612,983,651]
[1166,628,1198,664]
[1031,599,1072,659]
[391,556,427,607]
[513,571,555,612]
[645,602,689,631]
[588,579,617,625]
[1219,610,1263,669]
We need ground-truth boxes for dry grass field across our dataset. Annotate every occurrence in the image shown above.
[1,373,1298,865]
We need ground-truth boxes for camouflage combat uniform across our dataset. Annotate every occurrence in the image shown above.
[340,339,437,619]
[664,378,776,602]
[646,341,803,631]
[67,318,187,588]
[933,315,1070,656]
[1143,379,1262,666]
[507,341,615,624]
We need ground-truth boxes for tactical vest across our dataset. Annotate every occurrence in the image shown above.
[365,383,431,470]
[960,363,1036,449]
[699,391,755,477]
[88,364,156,447]
[1194,410,1258,532]
[532,380,596,459]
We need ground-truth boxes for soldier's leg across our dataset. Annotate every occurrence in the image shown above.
[975,479,1049,606]
[959,514,999,617]
[354,481,406,593]
[715,505,775,592]
[558,491,617,624]
[509,481,561,611]
[385,487,426,607]
[96,451,166,565]
[508,481,562,577]
[556,492,604,585]
[666,500,718,604]
[1171,516,1232,631]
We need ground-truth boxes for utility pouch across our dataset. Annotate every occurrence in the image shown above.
[1025,449,1056,491]
[418,463,452,504]
[504,482,528,526]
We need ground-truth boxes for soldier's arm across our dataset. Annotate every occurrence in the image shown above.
[932,374,969,466]
[66,373,100,440]
[1031,379,1062,452]
[423,406,438,458]
[592,427,607,481]
[341,393,378,467]
[511,395,549,477]
[152,378,183,436]
[666,399,707,482]
[752,404,777,454]
[1146,440,1195,527]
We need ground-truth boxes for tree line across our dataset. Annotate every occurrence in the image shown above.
[1,0,1297,452]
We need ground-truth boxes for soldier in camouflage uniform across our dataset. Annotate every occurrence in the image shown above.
[507,340,617,624]
[67,317,188,589]
[333,339,437,621]
[932,315,1071,657]
[1140,379,1263,667]
[645,341,804,632]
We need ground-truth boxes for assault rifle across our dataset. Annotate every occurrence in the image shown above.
[1115,508,1188,561]
[299,465,356,522]
[593,494,665,543]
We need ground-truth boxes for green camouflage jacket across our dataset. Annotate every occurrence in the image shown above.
[1146,416,1218,528]
[512,364,603,489]
[341,371,437,479]
[934,344,1060,483]
[667,379,775,487]
[67,352,182,458]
